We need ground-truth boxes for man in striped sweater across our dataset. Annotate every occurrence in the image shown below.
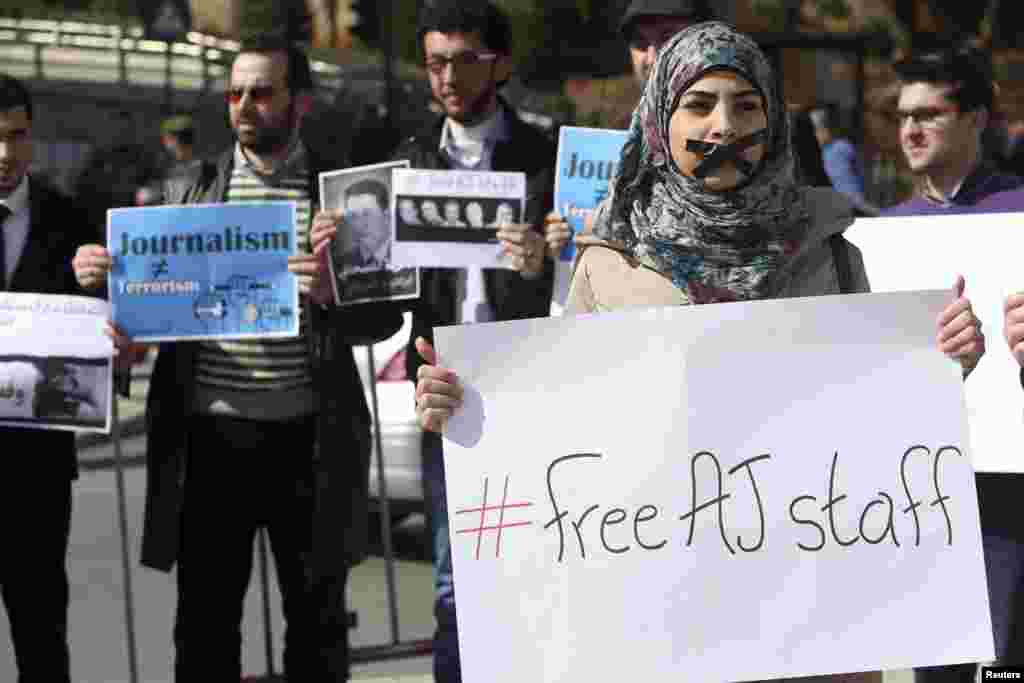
[73,38,402,681]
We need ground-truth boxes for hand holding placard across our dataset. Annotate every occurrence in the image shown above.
[415,336,463,434]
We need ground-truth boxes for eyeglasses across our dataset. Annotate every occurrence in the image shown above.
[424,51,499,75]
[895,107,959,129]
[226,85,276,104]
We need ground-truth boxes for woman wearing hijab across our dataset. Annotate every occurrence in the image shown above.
[410,23,984,683]
[571,22,865,309]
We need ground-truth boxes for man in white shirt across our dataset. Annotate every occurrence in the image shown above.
[387,3,554,681]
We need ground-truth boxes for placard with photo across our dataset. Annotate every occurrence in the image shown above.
[390,169,526,268]
[319,160,420,306]
[0,293,112,433]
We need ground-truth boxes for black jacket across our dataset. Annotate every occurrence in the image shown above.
[141,146,403,574]
[388,101,556,380]
[3,177,98,482]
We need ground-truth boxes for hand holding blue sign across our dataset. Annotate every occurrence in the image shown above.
[542,211,572,260]
[495,224,545,275]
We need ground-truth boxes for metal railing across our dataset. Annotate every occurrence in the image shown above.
[0,16,350,96]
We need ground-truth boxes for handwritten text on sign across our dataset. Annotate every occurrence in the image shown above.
[435,292,992,683]
[457,447,960,562]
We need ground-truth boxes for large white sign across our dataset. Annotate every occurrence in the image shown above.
[435,291,992,683]
[847,213,1024,473]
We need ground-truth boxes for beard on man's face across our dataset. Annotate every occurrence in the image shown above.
[439,80,498,126]
[233,101,295,155]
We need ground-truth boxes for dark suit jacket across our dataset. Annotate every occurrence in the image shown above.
[2,177,98,481]
[388,100,556,380]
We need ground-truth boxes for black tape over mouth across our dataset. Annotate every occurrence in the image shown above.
[685,129,769,179]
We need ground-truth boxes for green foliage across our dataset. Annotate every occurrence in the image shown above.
[816,0,850,20]
[751,0,787,31]
[862,14,907,57]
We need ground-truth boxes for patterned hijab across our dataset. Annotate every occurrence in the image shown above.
[593,22,809,303]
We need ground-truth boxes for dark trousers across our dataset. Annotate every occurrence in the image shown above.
[916,474,1024,682]
[173,414,350,682]
[422,429,461,683]
[0,446,72,683]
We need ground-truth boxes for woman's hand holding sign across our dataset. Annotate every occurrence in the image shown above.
[414,336,463,433]
[938,275,985,378]
[1003,291,1024,368]
[542,211,572,259]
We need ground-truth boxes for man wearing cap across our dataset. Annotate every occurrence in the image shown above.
[160,114,201,183]
[883,46,1024,681]
[542,0,716,265]
[620,0,714,86]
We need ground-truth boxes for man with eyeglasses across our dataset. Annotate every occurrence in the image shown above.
[387,2,555,681]
[882,47,1024,682]
[72,36,402,682]
[884,48,1021,216]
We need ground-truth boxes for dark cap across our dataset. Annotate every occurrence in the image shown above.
[160,114,194,136]
[619,0,714,38]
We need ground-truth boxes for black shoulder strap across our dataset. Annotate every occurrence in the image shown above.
[830,233,854,294]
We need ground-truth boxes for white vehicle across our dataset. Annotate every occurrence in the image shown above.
[354,313,424,522]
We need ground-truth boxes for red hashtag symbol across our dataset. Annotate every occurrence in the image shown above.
[455,475,533,559]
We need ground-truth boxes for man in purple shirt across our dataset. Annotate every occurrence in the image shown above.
[887,46,1024,682]
[884,47,1020,217]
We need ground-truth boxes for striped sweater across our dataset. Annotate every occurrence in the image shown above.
[192,142,316,421]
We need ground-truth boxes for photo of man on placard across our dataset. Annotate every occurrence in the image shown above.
[0,356,107,427]
[395,196,523,244]
[419,199,444,226]
[465,201,485,228]
[443,200,466,227]
[319,161,420,306]
[399,197,422,226]
[342,177,391,270]
[490,201,517,227]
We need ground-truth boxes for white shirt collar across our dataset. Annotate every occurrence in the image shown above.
[439,107,509,169]
[0,174,29,218]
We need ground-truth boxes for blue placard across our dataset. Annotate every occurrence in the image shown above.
[107,202,300,342]
[554,126,629,262]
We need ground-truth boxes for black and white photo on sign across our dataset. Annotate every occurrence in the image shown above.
[390,168,527,269]
[0,293,113,433]
[393,195,524,244]
[0,355,109,429]
[318,160,420,306]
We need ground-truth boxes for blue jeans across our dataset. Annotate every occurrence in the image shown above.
[423,430,460,683]
[915,474,1024,682]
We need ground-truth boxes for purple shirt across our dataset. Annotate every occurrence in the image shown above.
[882,165,1022,216]
[970,186,1024,213]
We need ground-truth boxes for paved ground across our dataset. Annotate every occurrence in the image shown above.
[2,427,436,682]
